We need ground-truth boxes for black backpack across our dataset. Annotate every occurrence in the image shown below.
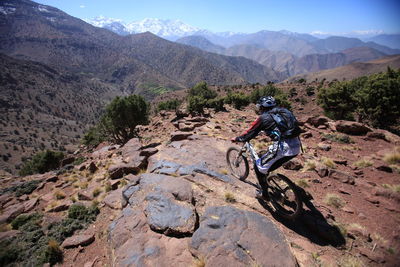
[269,107,301,138]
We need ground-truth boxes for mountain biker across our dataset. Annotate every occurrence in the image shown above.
[231,96,302,199]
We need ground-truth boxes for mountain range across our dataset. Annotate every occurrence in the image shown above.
[86,16,400,50]
[86,16,400,77]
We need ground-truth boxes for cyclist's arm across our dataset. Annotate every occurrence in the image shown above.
[235,117,263,142]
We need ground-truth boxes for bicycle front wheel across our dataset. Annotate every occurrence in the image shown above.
[226,147,249,181]
[266,174,303,220]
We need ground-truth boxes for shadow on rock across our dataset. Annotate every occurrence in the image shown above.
[258,185,346,248]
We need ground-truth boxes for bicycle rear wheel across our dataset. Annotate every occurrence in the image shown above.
[265,173,303,220]
[226,147,249,181]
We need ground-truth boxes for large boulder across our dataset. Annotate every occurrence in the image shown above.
[335,121,372,135]
[306,116,330,127]
[190,206,297,267]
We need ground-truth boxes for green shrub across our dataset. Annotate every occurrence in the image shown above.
[306,86,315,96]
[317,80,358,120]
[188,95,207,114]
[225,93,250,110]
[39,240,63,266]
[3,204,99,266]
[250,84,291,109]
[11,213,42,230]
[82,125,105,148]
[322,133,353,144]
[100,94,149,144]
[68,203,99,223]
[15,180,41,197]
[157,99,182,111]
[187,82,220,114]
[355,67,400,133]
[73,157,86,166]
[19,150,64,176]
[188,81,217,100]
[318,68,400,133]
[207,97,226,112]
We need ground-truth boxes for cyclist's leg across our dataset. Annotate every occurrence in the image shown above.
[268,155,296,173]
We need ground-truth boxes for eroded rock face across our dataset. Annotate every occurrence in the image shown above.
[109,136,296,267]
[190,206,297,267]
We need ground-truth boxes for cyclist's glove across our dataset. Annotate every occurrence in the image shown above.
[235,136,245,142]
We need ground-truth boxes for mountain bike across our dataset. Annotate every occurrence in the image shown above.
[226,141,303,219]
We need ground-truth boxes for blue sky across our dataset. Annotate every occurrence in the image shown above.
[34,0,400,34]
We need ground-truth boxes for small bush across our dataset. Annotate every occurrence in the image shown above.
[19,150,64,176]
[207,97,226,112]
[225,93,250,110]
[73,157,85,166]
[82,125,105,148]
[14,180,41,197]
[39,239,63,266]
[322,133,353,144]
[11,213,42,230]
[324,194,344,209]
[100,94,149,144]
[188,81,217,100]
[250,84,291,109]
[92,188,102,197]
[68,203,99,222]
[54,190,66,200]
[157,99,181,112]
[306,86,315,96]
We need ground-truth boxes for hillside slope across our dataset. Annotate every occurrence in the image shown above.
[288,55,400,82]
[1,101,399,266]
[0,53,121,174]
[0,0,280,89]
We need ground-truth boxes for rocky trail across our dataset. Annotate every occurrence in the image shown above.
[1,106,400,266]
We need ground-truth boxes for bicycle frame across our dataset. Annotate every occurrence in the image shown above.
[240,142,259,164]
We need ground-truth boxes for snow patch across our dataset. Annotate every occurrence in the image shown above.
[38,5,50,13]
[0,6,16,15]
[46,17,56,22]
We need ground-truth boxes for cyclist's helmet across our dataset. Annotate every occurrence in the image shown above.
[257,96,276,109]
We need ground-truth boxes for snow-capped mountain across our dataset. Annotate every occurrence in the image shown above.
[126,18,200,37]
[85,17,202,39]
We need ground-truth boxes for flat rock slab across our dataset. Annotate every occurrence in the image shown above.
[109,207,194,267]
[103,188,124,210]
[62,233,95,248]
[190,206,297,267]
[144,192,196,236]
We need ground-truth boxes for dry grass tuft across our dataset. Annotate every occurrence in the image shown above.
[224,192,236,203]
[324,193,344,209]
[383,148,400,165]
[54,190,66,200]
[296,179,309,188]
[302,160,317,171]
[354,158,373,168]
[92,188,102,198]
[382,183,400,193]
[192,256,206,267]
[321,157,336,168]
[337,255,365,267]
[219,168,229,175]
